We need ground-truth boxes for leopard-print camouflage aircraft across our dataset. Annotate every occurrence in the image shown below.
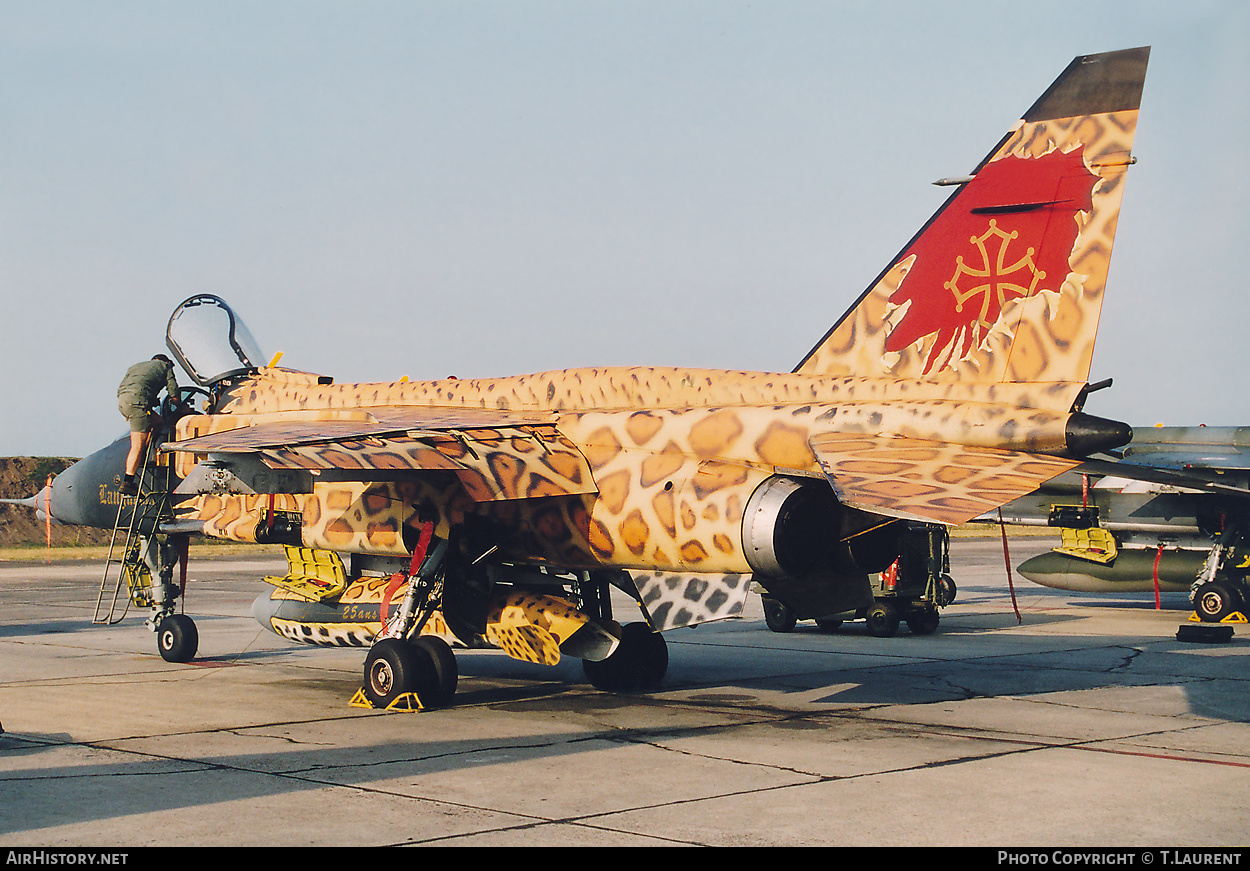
[63,48,1153,709]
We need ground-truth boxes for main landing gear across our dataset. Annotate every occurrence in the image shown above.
[359,617,669,709]
[362,636,459,710]
[762,523,954,638]
[1190,528,1250,625]
[356,531,458,711]
[354,531,669,710]
[582,621,668,693]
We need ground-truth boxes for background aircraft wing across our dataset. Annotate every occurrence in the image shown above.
[1073,458,1250,499]
[809,433,1081,525]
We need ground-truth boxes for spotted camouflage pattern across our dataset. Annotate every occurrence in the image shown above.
[169,50,1145,633]
[176,492,305,542]
[301,480,410,554]
[810,433,1080,525]
[483,592,591,665]
[630,570,753,630]
[230,425,592,502]
[173,373,1085,565]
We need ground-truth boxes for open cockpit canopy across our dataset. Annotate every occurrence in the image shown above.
[166,294,266,386]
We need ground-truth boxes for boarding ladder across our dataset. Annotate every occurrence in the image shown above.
[93,435,177,625]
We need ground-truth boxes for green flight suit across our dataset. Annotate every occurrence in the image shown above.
[117,359,179,432]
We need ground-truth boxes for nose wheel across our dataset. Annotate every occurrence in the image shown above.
[156,614,198,663]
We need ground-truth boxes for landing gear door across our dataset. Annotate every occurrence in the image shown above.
[166,294,266,386]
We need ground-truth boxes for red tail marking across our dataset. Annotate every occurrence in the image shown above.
[885,147,1099,374]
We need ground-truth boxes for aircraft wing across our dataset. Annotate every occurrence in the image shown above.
[165,406,554,449]
[162,407,597,502]
[1073,458,1250,499]
[809,433,1081,525]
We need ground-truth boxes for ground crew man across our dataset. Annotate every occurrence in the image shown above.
[117,354,179,495]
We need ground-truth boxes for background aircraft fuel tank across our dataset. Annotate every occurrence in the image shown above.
[1017,547,1205,593]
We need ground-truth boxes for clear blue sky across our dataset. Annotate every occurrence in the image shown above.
[2,1,1247,456]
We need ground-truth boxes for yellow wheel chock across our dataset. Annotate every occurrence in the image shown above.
[1186,610,1248,624]
[348,687,426,712]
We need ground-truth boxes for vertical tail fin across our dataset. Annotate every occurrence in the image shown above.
[796,47,1149,384]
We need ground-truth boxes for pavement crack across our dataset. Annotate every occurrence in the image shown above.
[1108,645,1144,671]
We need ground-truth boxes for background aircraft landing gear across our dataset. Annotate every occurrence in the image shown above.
[583,622,668,693]
[156,613,198,663]
[1193,582,1244,623]
[1188,529,1250,624]
[865,600,901,637]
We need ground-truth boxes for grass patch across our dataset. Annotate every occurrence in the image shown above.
[0,541,285,563]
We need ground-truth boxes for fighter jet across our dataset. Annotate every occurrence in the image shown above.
[994,426,1250,622]
[37,47,1149,709]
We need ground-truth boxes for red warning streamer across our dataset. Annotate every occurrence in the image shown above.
[44,474,52,563]
[999,508,1022,624]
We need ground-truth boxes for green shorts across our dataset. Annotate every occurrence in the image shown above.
[119,401,155,433]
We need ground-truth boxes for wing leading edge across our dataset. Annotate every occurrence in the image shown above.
[162,408,595,503]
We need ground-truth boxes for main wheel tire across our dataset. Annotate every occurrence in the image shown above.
[1195,582,1240,623]
[583,622,668,693]
[364,638,427,708]
[865,602,900,638]
[937,575,957,606]
[762,597,797,633]
[156,614,198,663]
[412,635,458,708]
[814,617,843,632]
[906,605,940,636]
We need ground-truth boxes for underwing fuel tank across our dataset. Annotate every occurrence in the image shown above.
[1017,547,1206,593]
[251,566,621,664]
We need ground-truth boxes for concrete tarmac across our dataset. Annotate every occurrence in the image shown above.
[1,535,1247,847]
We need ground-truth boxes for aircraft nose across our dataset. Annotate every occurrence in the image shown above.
[33,483,53,522]
[30,436,134,529]
[25,476,77,525]
[0,487,50,520]
[39,458,101,527]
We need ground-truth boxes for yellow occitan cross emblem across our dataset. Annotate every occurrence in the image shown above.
[945,219,1044,329]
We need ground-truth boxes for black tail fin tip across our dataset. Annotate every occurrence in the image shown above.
[1023,46,1150,124]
